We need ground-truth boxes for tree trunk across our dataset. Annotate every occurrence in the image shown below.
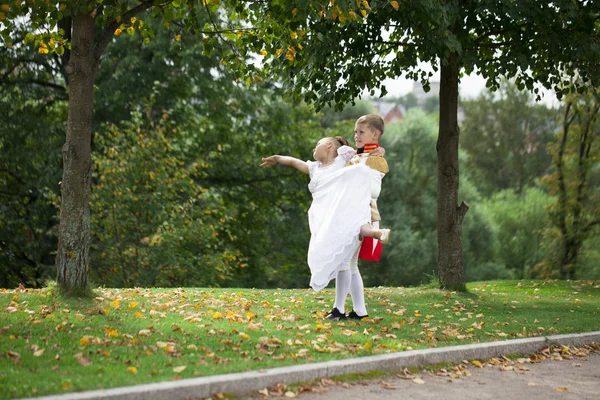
[56,14,96,294]
[437,52,468,290]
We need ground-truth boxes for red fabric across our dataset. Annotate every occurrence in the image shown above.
[358,236,382,261]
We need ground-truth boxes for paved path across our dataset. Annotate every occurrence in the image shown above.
[243,352,600,400]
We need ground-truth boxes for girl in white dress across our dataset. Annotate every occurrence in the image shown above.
[260,136,390,291]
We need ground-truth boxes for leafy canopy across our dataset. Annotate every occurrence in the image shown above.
[215,0,600,107]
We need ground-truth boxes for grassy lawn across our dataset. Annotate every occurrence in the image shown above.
[1,280,599,399]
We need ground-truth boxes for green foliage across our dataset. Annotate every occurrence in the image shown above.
[539,90,600,279]
[221,0,600,108]
[90,112,241,288]
[0,81,65,288]
[477,188,553,279]
[366,110,498,286]
[319,99,375,129]
[460,82,557,196]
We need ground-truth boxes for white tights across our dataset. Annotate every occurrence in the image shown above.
[334,269,368,316]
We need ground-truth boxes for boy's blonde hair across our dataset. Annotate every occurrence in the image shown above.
[356,114,385,136]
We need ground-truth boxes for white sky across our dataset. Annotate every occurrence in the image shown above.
[379,70,561,108]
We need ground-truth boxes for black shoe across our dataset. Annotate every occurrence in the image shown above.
[347,310,368,320]
[324,307,346,320]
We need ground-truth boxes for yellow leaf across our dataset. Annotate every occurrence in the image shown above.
[38,47,49,55]
[114,29,123,37]
[239,332,250,339]
[414,310,422,317]
[557,388,568,392]
[128,302,138,309]
[390,1,399,11]
[33,349,45,357]
[259,50,267,56]
[175,35,181,41]
[61,382,72,390]
[105,328,119,337]
[361,9,367,17]
[412,378,425,384]
[285,391,297,398]
[173,366,186,373]
[79,337,91,346]
[130,17,137,24]
[135,312,143,319]
[292,8,298,16]
[127,367,138,375]
[363,342,372,350]
[110,300,120,308]
[212,312,223,319]
[276,48,283,56]
[472,360,483,368]
[290,32,297,40]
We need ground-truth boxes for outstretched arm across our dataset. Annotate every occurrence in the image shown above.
[260,155,309,175]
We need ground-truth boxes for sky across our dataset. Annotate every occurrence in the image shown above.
[376,65,561,108]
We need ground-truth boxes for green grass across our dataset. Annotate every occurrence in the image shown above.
[1,280,599,399]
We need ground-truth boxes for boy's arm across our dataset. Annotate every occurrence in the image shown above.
[369,146,386,157]
[260,155,309,175]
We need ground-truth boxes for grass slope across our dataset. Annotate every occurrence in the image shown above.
[1,280,599,399]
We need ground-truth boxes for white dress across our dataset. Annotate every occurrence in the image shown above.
[306,146,372,291]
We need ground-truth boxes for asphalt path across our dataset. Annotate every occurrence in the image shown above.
[242,351,600,400]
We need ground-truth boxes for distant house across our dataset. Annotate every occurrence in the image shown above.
[373,101,406,125]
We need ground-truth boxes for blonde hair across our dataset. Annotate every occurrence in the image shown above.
[356,114,385,136]
[326,136,349,148]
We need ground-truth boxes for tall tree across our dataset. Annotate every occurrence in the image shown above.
[221,0,600,289]
[460,82,557,196]
[540,90,600,279]
[0,0,238,294]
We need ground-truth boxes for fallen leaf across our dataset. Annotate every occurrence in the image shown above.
[472,360,483,368]
[110,300,119,308]
[73,353,92,366]
[557,387,568,392]
[33,349,45,357]
[413,378,425,384]
[128,302,139,309]
[173,366,186,373]
[381,382,397,389]
[285,391,297,398]
[528,383,537,387]
[127,367,138,374]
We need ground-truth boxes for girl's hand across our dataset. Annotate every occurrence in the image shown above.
[260,155,279,167]
[369,146,386,157]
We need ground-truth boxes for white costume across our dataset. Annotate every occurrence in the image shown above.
[306,146,372,291]
[333,150,389,316]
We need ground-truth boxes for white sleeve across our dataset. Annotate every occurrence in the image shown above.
[305,160,319,178]
[336,145,356,163]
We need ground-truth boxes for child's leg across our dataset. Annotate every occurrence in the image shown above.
[359,224,390,243]
[333,270,351,314]
[349,271,368,317]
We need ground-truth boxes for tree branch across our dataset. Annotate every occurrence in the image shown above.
[95,1,162,63]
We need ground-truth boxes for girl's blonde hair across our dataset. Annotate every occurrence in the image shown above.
[327,136,349,148]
